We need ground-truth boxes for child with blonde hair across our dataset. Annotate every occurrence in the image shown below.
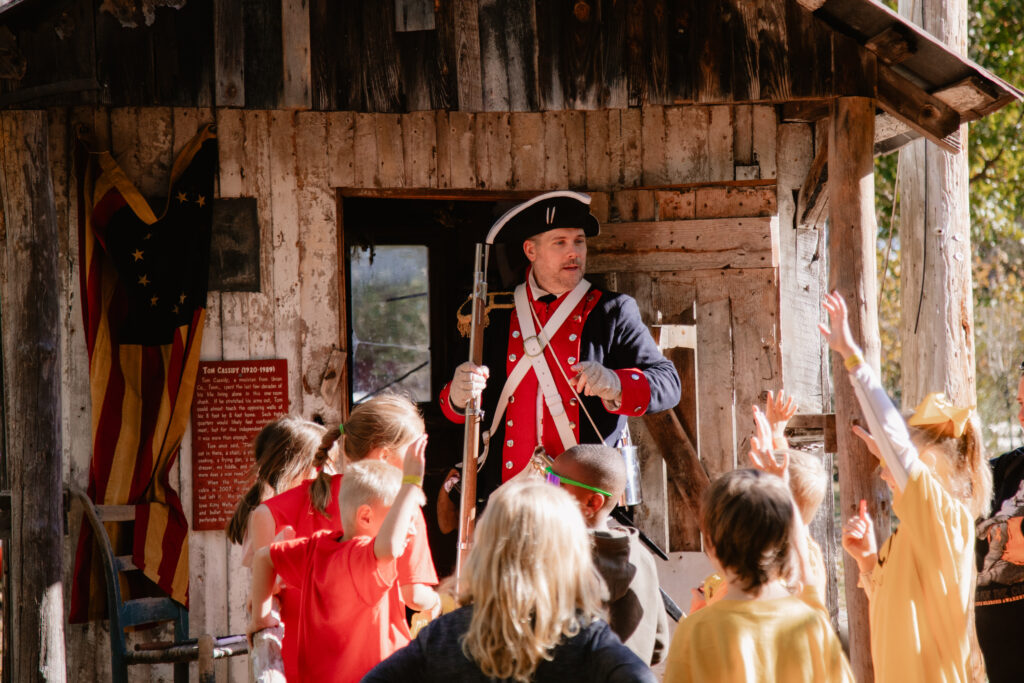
[248,439,428,682]
[822,291,992,683]
[664,468,853,683]
[244,394,439,680]
[364,481,656,683]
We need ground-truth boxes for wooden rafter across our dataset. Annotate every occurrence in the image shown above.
[876,63,961,154]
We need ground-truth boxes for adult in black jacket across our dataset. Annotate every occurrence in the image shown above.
[363,481,655,683]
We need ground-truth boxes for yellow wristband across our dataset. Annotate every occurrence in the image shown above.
[402,475,423,487]
[844,353,864,371]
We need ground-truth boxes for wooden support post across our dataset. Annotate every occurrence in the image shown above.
[0,111,67,681]
[897,1,983,679]
[896,0,975,410]
[828,97,889,683]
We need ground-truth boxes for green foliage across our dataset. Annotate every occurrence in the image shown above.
[874,0,1024,451]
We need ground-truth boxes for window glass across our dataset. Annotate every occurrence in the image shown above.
[349,245,431,403]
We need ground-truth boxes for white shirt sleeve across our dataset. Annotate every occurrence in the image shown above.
[847,362,922,492]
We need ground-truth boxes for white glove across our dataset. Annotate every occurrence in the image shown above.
[449,362,489,409]
[571,361,622,405]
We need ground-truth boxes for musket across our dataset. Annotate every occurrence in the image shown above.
[455,242,489,590]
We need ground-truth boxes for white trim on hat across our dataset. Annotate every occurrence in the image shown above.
[485,190,592,245]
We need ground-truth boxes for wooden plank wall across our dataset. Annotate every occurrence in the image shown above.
[0,0,835,111]
[24,101,791,679]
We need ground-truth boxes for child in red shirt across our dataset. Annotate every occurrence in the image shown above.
[244,395,440,678]
[248,436,428,682]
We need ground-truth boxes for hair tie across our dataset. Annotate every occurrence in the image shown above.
[338,423,345,435]
[908,392,974,438]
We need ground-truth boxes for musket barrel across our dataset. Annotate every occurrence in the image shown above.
[455,243,489,589]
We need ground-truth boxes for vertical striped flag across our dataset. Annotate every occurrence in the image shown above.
[70,124,216,621]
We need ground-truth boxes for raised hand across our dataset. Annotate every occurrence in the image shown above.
[403,434,428,482]
[749,406,789,481]
[818,291,861,360]
[841,499,878,573]
[766,390,797,448]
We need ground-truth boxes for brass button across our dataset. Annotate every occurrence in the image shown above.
[509,354,517,361]
[506,461,513,469]
[506,439,514,447]
[512,331,521,338]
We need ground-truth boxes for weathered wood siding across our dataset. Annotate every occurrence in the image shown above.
[0,0,834,110]
[19,102,797,679]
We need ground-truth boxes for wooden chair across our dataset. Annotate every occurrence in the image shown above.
[70,486,247,683]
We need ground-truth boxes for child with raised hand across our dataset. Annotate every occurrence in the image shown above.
[822,291,992,683]
[691,395,829,610]
[248,435,429,682]
[664,468,853,683]
[749,399,830,597]
[545,443,669,665]
[245,394,440,680]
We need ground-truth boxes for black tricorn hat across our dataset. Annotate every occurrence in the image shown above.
[485,190,600,245]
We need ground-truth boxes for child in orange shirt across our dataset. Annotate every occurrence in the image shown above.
[248,436,428,682]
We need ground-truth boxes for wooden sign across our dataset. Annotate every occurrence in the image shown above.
[191,359,289,530]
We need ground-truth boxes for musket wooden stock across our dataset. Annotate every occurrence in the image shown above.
[455,243,489,589]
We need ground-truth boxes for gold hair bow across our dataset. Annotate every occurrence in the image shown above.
[908,392,974,438]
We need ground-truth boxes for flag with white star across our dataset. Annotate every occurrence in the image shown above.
[71,123,216,621]
[103,132,214,344]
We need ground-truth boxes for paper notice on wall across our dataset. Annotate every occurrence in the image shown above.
[191,359,289,530]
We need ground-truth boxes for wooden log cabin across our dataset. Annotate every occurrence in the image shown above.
[0,0,1018,681]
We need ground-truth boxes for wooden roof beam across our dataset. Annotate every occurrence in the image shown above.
[933,75,1002,120]
[876,63,961,154]
[781,99,832,123]
[864,24,917,65]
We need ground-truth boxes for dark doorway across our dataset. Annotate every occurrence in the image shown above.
[341,196,526,575]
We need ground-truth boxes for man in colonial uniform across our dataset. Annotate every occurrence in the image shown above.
[440,191,681,506]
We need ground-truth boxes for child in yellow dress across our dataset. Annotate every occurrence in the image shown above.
[664,468,853,683]
[822,291,992,683]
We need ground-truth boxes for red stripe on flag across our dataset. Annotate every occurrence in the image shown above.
[157,508,188,590]
[91,345,126,503]
[129,345,167,500]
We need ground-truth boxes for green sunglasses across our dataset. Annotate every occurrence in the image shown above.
[544,467,612,497]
